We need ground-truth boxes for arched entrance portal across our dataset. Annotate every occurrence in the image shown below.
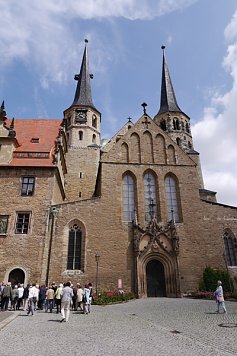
[146,260,166,297]
[8,268,25,286]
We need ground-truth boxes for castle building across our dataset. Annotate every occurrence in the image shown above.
[0,42,237,297]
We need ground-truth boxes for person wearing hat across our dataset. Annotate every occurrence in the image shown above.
[214,280,227,314]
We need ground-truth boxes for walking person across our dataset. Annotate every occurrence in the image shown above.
[23,284,30,311]
[82,284,90,315]
[27,283,39,316]
[214,280,227,314]
[17,284,24,310]
[60,282,73,323]
[45,285,54,313]
[88,282,93,313]
[76,284,83,311]
[11,285,19,311]
[54,283,63,314]
[1,282,12,311]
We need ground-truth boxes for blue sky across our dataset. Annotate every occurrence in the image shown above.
[1,0,237,206]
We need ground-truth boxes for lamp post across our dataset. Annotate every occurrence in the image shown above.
[95,251,101,296]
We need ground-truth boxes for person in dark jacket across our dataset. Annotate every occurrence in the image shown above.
[1,282,12,311]
[23,284,30,311]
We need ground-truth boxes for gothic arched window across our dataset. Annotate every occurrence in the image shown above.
[224,230,237,266]
[160,120,166,131]
[165,175,180,223]
[123,174,135,222]
[67,224,82,270]
[92,115,97,128]
[144,172,158,222]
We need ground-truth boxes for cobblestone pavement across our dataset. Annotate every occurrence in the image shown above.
[0,298,237,356]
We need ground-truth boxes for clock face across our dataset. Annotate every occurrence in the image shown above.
[75,110,87,123]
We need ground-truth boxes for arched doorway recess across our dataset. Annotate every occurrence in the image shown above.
[146,259,166,297]
[8,268,25,286]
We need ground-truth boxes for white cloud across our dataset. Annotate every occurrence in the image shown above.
[0,0,197,87]
[192,10,237,206]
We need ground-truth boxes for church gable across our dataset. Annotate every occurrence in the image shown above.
[101,114,196,167]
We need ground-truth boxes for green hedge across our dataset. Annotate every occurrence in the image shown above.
[199,266,233,292]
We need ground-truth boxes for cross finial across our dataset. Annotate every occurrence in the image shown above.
[141,102,147,114]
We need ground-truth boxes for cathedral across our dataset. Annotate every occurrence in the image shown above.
[0,42,237,298]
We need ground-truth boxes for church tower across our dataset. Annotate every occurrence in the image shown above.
[154,46,193,152]
[154,46,204,188]
[63,40,101,201]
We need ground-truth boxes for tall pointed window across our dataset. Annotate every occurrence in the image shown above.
[224,230,237,266]
[144,172,158,222]
[123,174,135,222]
[67,224,82,270]
[165,175,180,223]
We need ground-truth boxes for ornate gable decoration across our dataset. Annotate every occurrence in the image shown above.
[133,215,179,257]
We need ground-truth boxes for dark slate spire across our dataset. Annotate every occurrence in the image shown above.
[0,101,6,118]
[72,39,95,108]
[158,46,182,115]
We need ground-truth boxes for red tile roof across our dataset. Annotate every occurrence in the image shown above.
[1,119,62,167]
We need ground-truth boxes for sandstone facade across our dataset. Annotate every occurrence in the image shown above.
[0,44,236,297]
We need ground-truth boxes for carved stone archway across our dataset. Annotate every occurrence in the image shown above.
[133,216,181,298]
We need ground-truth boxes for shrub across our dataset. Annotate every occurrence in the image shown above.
[93,290,135,305]
[199,266,233,293]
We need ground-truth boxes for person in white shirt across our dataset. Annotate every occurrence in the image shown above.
[60,282,73,322]
[27,283,39,316]
[17,284,24,310]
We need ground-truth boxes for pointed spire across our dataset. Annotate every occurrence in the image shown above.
[10,117,15,129]
[158,46,182,115]
[72,39,95,108]
[0,100,7,119]
[8,117,16,137]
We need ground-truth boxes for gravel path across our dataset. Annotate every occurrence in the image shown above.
[0,298,237,356]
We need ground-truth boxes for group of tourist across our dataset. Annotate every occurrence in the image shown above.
[0,281,94,322]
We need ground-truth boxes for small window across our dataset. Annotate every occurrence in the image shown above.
[0,215,9,235]
[15,213,30,234]
[79,131,83,141]
[79,172,83,179]
[92,134,96,143]
[31,138,39,143]
[44,153,49,158]
[21,176,35,196]
[35,153,41,158]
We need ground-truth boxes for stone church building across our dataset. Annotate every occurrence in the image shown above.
[0,43,237,297]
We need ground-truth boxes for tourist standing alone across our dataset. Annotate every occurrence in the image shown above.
[214,280,227,314]
[60,282,73,322]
